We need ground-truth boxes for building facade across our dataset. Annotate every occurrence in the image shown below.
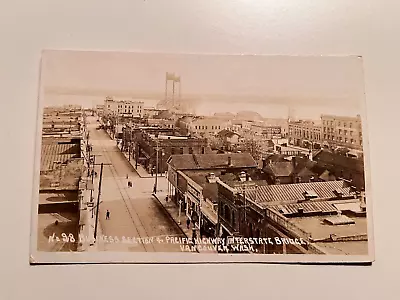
[217,180,367,255]
[321,114,363,150]
[104,97,144,118]
[288,120,322,149]
[179,116,231,137]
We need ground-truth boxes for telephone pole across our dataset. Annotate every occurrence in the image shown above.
[94,163,104,242]
[154,139,159,194]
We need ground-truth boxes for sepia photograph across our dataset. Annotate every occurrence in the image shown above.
[30,50,374,264]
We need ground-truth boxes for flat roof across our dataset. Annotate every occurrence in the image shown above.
[315,241,369,255]
[36,213,79,252]
[290,216,367,241]
[39,191,79,204]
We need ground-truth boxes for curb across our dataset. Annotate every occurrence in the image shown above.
[151,193,199,253]
[117,145,166,179]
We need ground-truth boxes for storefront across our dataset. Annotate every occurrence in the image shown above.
[200,203,218,237]
[186,182,202,230]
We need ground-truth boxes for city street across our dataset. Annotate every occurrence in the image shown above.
[86,116,185,252]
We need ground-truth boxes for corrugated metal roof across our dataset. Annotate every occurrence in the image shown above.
[273,201,338,215]
[41,144,79,171]
[246,180,353,206]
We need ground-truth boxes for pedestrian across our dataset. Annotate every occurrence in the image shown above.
[165,196,168,202]
[106,210,110,220]
[186,218,190,229]
[126,174,129,179]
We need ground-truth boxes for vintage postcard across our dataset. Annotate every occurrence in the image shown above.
[30,51,374,264]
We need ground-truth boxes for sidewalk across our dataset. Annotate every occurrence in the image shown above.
[121,150,165,178]
[152,191,217,254]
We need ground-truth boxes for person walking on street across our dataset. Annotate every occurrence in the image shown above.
[106,210,110,220]
[186,218,190,229]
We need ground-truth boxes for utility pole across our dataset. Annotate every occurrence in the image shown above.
[90,155,96,203]
[154,138,159,194]
[94,163,104,242]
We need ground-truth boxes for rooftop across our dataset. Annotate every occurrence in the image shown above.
[40,141,81,171]
[266,162,293,177]
[246,180,354,206]
[313,150,364,172]
[37,212,79,252]
[217,129,240,138]
[168,153,257,170]
[291,216,367,241]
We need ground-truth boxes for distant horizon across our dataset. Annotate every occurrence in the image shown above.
[41,51,365,121]
[43,92,361,121]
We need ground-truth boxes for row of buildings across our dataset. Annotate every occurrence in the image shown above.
[166,152,368,255]
[97,95,368,255]
[37,106,89,252]
[288,114,363,152]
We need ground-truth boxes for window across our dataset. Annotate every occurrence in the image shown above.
[188,147,193,154]
[349,123,352,128]
[171,148,175,155]
[338,129,341,134]
[195,126,197,130]
[345,138,348,143]
[219,126,221,129]
[344,130,347,136]
[338,122,341,126]
[180,147,184,154]
[205,126,208,130]
[350,131,353,136]
[211,126,214,130]
[351,139,354,144]
[344,122,347,127]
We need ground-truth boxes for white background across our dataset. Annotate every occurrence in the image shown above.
[1,0,399,298]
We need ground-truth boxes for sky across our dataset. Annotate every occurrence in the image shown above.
[41,50,366,119]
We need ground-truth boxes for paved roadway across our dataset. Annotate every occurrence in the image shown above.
[87,116,185,253]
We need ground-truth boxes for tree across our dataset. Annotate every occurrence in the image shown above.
[241,139,262,160]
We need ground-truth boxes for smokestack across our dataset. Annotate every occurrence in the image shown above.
[239,171,246,182]
[262,158,267,169]
[292,157,296,169]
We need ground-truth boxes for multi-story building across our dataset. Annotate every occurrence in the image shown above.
[166,153,259,240]
[321,114,363,150]
[130,131,210,174]
[217,180,368,255]
[179,116,231,137]
[288,120,322,149]
[103,97,144,118]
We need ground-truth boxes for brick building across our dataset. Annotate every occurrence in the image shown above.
[166,153,259,239]
[288,120,322,149]
[217,180,368,255]
[130,130,210,174]
[321,114,363,150]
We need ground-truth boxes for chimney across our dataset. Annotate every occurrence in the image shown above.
[208,172,217,183]
[262,158,267,169]
[228,156,232,167]
[292,157,296,169]
[239,171,246,182]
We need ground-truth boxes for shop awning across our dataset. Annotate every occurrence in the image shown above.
[202,206,218,225]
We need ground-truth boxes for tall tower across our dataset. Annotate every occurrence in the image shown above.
[164,72,181,109]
